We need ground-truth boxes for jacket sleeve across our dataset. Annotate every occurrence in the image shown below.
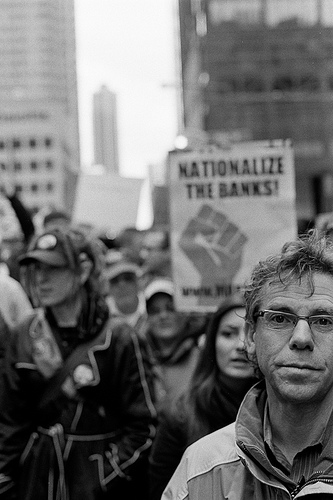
[0,327,38,497]
[149,399,188,500]
[7,193,35,244]
[161,451,190,500]
[104,324,157,484]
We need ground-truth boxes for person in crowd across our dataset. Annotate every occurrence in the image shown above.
[114,226,144,266]
[0,273,33,364]
[162,230,333,499]
[143,277,207,414]
[105,259,146,328]
[1,183,35,280]
[140,230,171,287]
[0,192,34,362]
[149,294,257,500]
[0,272,33,330]
[0,227,156,500]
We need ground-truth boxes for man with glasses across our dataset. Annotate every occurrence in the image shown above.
[0,228,156,500]
[162,230,333,499]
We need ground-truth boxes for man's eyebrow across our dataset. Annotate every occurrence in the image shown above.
[263,305,292,312]
[266,305,333,315]
[311,307,333,315]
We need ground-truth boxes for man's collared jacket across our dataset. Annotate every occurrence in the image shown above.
[162,381,333,499]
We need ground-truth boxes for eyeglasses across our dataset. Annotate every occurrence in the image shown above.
[110,273,136,285]
[254,309,333,334]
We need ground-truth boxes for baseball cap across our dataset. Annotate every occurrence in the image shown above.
[105,260,141,281]
[19,232,69,267]
[144,277,174,302]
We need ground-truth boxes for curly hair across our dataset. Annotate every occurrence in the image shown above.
[244,230,333,372]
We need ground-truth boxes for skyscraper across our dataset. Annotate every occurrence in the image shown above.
[93,85,119,174]
[178,0,333,222]
[0,0,80,214]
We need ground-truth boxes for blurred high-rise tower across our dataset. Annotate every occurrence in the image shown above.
[177,0,333,223]
[93,85,119,174]
[0,0,80,214]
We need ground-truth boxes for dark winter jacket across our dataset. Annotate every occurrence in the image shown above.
[0,310,156,500]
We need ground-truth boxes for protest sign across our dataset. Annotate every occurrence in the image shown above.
[168,140,297,312]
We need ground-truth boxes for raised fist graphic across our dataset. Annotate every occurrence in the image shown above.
[179,205,247,304]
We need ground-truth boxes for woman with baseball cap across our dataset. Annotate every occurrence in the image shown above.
[0,227,156,500]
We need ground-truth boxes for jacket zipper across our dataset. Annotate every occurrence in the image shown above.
[239,442,333,499]
[290,475,333,498]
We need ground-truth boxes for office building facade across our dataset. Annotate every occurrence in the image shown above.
[93,85,119,174]
[178,0,333,222]
[0,0,80,215]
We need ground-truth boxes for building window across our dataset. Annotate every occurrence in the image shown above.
[243,76,265,92]
[13,138,20,148]
[46,182,53,192]
[15,184,22,193]
[29,138,36,148]
[14,162,21,171]
[45,137,52,148]
[273,76,294,91]
[46,160,53,169]
[0,141,4,149]
[30,161,37,170]
[273,74,320,92]
[299,75,320,91]
[0,163,6,171]
[31,184,38,193]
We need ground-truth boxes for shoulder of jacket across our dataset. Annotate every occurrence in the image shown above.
[183,423,239,479]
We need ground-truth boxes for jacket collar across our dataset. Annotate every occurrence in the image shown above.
[235,380,333,490]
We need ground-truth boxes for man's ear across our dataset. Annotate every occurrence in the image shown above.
[244,321,256,358]
[79,253,93,284]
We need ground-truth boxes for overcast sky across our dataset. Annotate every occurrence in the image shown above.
[74,0,179,178]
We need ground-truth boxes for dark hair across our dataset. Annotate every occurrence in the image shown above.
[244,230,333,371]
[183,294,248,440]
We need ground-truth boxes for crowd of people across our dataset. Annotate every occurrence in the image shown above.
[0,193,333,499]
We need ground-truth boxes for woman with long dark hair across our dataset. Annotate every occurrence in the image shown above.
[148,294,257,500]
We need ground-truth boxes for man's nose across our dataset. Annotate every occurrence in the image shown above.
[289,318,314,351]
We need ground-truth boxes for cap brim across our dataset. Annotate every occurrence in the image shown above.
[19,250,67,267]
[145,278,174,301]
[106,262,141,280]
